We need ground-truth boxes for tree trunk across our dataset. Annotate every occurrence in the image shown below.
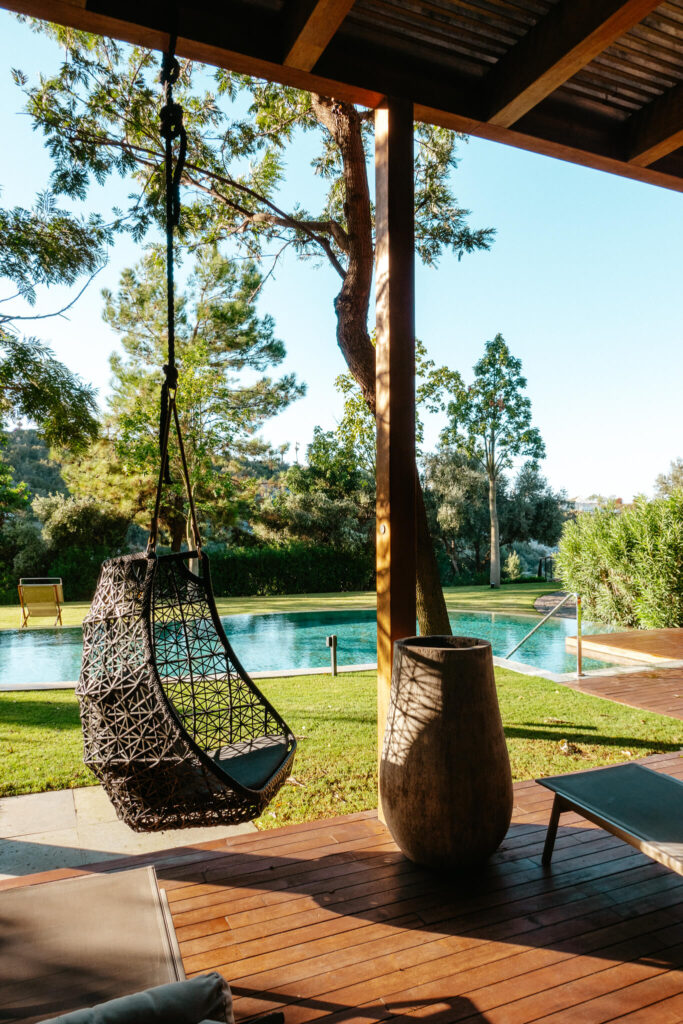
[164,493,186,552]
[488,476,500,588]
[311,95,451,636]
[170,516,185,552]
[416,472,451,633]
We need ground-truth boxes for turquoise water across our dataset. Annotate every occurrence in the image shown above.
[0,608,614,688]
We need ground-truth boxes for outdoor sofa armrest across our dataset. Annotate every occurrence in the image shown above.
[41,972,234,1024]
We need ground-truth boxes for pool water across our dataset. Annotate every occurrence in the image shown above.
[0,608,614,687]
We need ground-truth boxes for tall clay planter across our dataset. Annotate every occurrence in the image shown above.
[380,636,513,870]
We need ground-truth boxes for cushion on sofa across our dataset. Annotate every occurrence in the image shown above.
[42,972,234,1024]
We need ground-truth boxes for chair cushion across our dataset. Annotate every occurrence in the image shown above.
[212,734,290,789]
[42,973,234,1024]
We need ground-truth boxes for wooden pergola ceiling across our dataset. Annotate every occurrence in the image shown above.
[5,0,683,191]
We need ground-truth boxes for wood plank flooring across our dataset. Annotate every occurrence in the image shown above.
[566,629,683,665]
[564,668,683,721]
[3,754,683,1023]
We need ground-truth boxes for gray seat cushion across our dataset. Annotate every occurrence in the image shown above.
[212,734,290,789]
[42,973,234,1024]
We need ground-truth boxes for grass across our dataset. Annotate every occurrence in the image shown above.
[1,668,680,830]
[0,581,552,631]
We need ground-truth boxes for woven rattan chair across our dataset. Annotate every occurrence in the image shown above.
[77,551,296,832]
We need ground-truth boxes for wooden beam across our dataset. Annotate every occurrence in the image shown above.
[375,97,416,821]
[0,0,382,109]
[4,0,683,193]
[627,82,683,167]
[283,0,357,71]
[416,101,683,196]
[485,0,662,128]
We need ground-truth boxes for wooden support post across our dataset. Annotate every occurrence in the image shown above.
[375,97,417,823]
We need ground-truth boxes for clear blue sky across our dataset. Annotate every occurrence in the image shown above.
[2,11,683,501]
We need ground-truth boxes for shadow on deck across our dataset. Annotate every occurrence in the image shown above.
[2,754,683,1023]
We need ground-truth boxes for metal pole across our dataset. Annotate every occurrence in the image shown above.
[576,594,583,678]
[505,591,576,659]
[326,634,338,676]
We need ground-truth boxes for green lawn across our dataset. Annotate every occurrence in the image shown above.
[1,668,680,830]
[0,581,551,631]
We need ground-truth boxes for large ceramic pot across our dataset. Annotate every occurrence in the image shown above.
[379,635,513,870]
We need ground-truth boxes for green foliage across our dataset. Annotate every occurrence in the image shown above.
[442,334,545,475]
[0,192,109,312]
[0,187,106,453]
[424,450,565,582]
[10,494,132,601]
[334,338,463,462]
[0,333,99,451]
[258,488,374,552]
[289,426,371,498]
[3,428,68,498]
[503,549,522,582]
[86,246,303,547]
[257,427,374,553]
[557,493,683,628]
[0,515,48,603]
[33,493,129,551]
[0,451,29,524]
[19,32,493,274]
[441,333,545,587]
[207,543,375,597]
[654,457,683,498]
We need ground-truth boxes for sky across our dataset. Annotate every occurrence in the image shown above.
[2,11,683,501]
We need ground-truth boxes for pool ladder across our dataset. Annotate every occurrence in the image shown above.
[505,592,583,678]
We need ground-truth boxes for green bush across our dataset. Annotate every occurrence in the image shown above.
[207,542,375,597]
[503,549,522,582]
[557,493,683,628]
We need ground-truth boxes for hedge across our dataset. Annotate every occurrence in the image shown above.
[1,542,376,604]
[206,543,375,597]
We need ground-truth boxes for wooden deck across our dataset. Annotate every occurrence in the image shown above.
[565,668,683,722]
[567,629,683,666]
[4,755,683,1023]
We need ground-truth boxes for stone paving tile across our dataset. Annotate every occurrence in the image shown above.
[0,789,75,838]
[0,831,107,880]
[0,785,257,878]
[73,785,119,826]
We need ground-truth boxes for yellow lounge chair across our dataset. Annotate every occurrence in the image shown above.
[18,577,64,627]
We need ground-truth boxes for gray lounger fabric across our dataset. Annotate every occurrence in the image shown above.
[539,762,683,848]
[41,974,234,1024]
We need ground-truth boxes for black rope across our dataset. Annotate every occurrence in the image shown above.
[159,30,185,484]
[147,26,202,558]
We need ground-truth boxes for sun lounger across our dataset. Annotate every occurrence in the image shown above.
[18,578,64,627]
[538,762,683,875]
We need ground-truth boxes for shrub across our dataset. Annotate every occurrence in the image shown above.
[557,493,683,628]
[207,542,375,597]
[503,549,522,582]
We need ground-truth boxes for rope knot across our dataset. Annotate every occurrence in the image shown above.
[163,362,179,391]
[160,100,184,141]
[160,51,180,88]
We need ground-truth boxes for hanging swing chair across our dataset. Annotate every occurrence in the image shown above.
[76,36,296,833]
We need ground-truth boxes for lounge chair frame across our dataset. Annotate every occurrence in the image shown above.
[539,762,683,876]
[17,577,64,628]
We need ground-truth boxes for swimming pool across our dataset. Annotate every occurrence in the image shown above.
[0,608,615,687]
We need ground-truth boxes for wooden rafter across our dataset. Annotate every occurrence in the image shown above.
[627,82,683,167]
[484,0,663,128]
[2,0,683,193]
[283,0,357,71]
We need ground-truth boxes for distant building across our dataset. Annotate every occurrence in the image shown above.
[569,496,623,513]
